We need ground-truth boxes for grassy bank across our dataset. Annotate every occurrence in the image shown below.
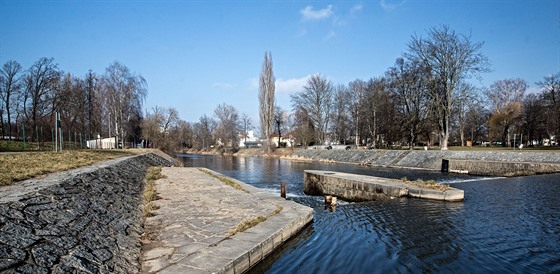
[0,150,134,186]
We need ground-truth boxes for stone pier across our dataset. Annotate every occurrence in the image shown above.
[304,170,464,202]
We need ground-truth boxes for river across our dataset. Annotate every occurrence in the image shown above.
[179,154,560,274]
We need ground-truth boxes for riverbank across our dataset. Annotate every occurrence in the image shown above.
[141,167,313,273]
[183,148,560,176]
[292,149,560,176]
[0,152,175,273]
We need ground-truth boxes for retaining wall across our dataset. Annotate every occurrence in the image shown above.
[448,159,560,176]
[293,149,560,176]
[0,152,173,273]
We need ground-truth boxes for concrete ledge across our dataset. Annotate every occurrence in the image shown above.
[141,168,313,274]
[304,170,464,202]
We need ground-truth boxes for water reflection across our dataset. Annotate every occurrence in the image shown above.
[179,154,560,273]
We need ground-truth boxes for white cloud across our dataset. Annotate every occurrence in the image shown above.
[249,75,311,94]
[300,5,334,21]
[276,75,311,94]
[351,3,364,14]
[379,0,405,12]
[325,30,337,40]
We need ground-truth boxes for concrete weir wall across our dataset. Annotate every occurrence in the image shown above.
[304,170,464,202]
[447,159,560,176]
[294,149,560,176]
[0,153,173,273]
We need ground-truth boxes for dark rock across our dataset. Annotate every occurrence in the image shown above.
[0,258,19,271]
[0,205,25,220]
[9,263,49,274]
[38,208,75,225]
[60,254,99,274]
[31,242,64,268]
[0,233,39,249]
[0,245,27,260]
[24,203,57,216]
[20,196,52,206]
[45,236,78,249]
[92,248,112,262]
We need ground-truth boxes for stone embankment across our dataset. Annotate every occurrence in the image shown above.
[293,149,560,176]
[0,152,174,273]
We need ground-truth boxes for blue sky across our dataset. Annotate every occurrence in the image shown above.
[1,0,559,123]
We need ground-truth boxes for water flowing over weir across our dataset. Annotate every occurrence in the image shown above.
[179,154,560,273]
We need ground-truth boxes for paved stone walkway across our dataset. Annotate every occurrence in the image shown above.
[141,167,313,274]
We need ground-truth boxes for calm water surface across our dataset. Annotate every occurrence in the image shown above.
[179,154,560,274]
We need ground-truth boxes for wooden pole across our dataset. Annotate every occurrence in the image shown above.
[280,182,286,199]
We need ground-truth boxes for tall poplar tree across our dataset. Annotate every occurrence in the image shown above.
[258,51,275,152]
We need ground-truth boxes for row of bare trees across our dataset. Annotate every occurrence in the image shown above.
[141,103,252,153]
[170,25,559,152]
[288,26,559,149]
[0,58,146,148]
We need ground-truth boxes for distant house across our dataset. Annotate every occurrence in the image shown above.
[271,131,295,148]
[239,130,262,148]
[87,137,116,149]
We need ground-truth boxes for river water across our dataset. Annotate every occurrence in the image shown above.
[179,154,560,274]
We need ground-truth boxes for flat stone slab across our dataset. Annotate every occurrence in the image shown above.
[304,170,464,202]
[141,167,313,274]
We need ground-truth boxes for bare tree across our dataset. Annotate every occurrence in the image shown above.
[101,61,147,148]
[214,103,240,151]
[405,25,490,149]
[23,57,61,142]
[348,79,367,147]
[452,82,478,146]
[386,58,430,149]
[194,114,217,150]
[292,106,315,147]
[536,72,560,144]
[258,51,275,152]
[331,84,351,145]
[363,77,389,148]
[522,93,548,146]
[291,74,334,145]
[240,113,253,147]
[0,60,23,139]
[485,78,527,146]
[273,106,290,147]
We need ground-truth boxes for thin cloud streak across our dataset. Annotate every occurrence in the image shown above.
[300,5,334,21]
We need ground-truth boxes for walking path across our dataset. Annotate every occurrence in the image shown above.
[141,167,313,274]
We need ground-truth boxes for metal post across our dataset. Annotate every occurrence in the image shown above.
[55,113,58,152]
[22,123,25,151]
[52,128,55,151]
[60,128,63,152]
[36,126,39,150]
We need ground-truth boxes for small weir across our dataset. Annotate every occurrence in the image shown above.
[303,170,464,202]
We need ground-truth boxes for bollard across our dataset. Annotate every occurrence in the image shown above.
[280,182,286,198]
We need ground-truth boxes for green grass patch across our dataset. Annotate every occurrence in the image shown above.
[0,150,133,186]
[198,168,249,193]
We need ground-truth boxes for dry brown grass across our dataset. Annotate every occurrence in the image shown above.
[198,168,249,193]
[143,166,166,218]
[228,204,283,236]
[400,177,450,191]
[0,150,133,186]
